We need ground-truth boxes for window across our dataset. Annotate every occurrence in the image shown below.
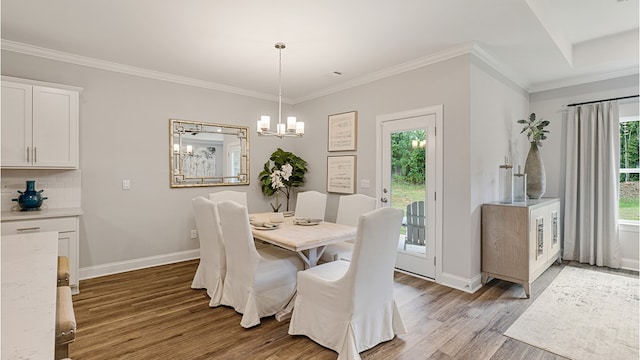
[619,115,639,222]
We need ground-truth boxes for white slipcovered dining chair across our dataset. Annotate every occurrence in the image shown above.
[320,194,377,262]
[217,200,304,328]
[288,207,407,360]
[209,190,247,207]
[190,196,226,307]
[209,190,271,249]
[294,190,327,220]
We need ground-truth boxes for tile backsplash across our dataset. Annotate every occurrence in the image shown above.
[1,169,81,211]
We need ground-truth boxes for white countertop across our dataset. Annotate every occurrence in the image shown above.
[1,207,83,221]
[1,231,59,360]
[484,198,559,209]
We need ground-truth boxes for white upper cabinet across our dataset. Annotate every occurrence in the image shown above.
[1,77,80,169]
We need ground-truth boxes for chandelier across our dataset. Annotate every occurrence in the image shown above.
[257,42,304,138]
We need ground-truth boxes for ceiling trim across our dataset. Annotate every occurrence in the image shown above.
[468,43,531,91]
[294,42,478,103]
[3,39,527,104]
[3,39,635,102]
[529,67,640,93]
[294,42,533,103]
[0,39,281,103]
[525,0,573,66]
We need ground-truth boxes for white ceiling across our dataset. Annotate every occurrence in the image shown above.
[1,0,638,103]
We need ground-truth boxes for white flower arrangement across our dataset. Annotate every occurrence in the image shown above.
[268,163,293,211]
[269,163,293,190]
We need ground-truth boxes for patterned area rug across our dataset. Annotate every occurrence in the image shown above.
[504,266,639,360]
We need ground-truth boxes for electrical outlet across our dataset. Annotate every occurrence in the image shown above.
[190,229,198,239]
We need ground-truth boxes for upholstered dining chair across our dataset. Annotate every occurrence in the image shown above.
[320,194,377,262]
[288,207,406,360]
[294,190,327,220]
[209,189,271,249]
[209,190,247,207]
[190,196,226,307]
[217,200,304,328]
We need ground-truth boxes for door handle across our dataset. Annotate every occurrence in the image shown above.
[17,227,41,233]
[380,197,388,203]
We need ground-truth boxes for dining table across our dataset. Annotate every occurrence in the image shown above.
[249,213,356,321]
[250,212,357,268]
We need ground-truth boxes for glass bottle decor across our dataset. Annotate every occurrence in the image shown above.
[499,158,513,204]
[513,165,527,203]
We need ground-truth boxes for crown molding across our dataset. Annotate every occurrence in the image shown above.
[1,39,283,103]
[528,67,640,93]
[468,43,531,91]
[5,39,633,103]
[295,42,478,103]
[294,42,531,103]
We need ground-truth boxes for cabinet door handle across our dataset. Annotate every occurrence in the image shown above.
[17,227,41,233]
[34,147,37,163]
[26,147,30,162]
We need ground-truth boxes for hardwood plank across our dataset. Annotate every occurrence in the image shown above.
[68,260,634,359]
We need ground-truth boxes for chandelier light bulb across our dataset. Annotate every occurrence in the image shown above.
[256,42,303,139]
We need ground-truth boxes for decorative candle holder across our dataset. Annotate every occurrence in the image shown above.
[499,161,513,204]
[514,165,527,203]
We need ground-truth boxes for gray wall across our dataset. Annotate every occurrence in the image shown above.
[294,53,531,289]
[470,57,529,282]
[0,49,535,289]
[294,54,475,288]
[1,50,297,271]
[6,46,631,285]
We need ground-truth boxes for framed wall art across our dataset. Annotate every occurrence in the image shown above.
[328,111,357,151]
[327,155,356,194]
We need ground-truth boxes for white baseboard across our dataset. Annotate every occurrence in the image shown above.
[439,271,483,293]
[79,249,200,280]
[621,257,640,272]
[393,268,436,282]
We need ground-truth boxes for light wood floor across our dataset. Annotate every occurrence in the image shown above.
[69,260,634,360]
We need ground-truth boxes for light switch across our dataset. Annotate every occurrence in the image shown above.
[122,179,131,190]
[360,179,370,189]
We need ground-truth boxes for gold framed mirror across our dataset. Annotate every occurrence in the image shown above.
[170,119,249,188]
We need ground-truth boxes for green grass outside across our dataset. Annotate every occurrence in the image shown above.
[620,197,639,221]
[391,180,425,212]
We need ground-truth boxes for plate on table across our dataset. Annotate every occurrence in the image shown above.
[251,223,280,231]
[293,218,322,226]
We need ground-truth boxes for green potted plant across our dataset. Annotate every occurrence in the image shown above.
[259,148,308,212]
[517,112,550,146]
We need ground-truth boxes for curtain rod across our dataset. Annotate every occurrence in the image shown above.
[566,94,639,107]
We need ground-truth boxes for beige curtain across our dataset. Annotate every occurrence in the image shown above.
[563,101,621,268]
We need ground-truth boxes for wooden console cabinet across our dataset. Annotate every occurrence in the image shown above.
[481,198,561,298]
